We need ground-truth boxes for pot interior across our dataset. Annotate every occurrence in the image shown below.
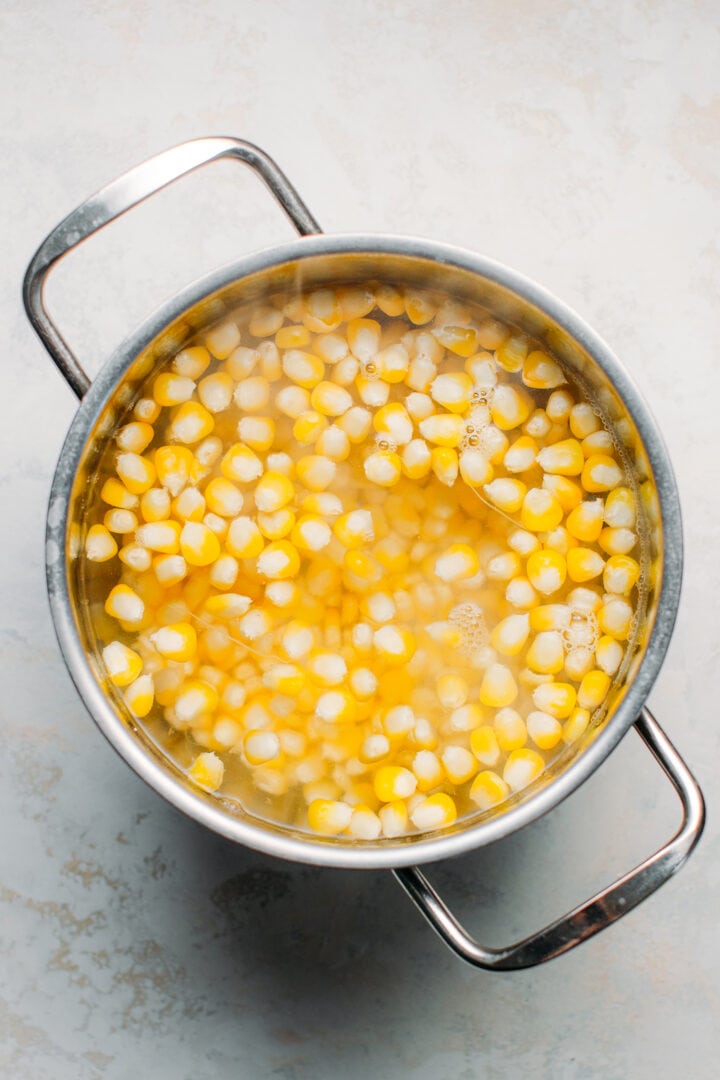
[55,247,669,859]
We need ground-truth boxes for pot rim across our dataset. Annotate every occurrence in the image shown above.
[45,232,683,869]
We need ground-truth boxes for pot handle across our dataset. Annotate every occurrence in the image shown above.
[22,136,322,399]
[393,707,705,970]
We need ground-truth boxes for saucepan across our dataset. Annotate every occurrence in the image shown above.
[24,137,705,969]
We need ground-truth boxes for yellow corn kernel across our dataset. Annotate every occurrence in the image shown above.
[596,635,624,676]
[103,509,137,535]
[134,396,161,424]
[344,550,382,585]
[479,663,518,708]
[370,343,406,383]
[282,349,326,389]
[195,371,232,414]
[256,540,301,580]
[537,438,584,477]
[172,345,210,380]
[521,488,563,532]
[372,403,413,446]
[364,451,402,487]
[529,604,570,633]
[236,415,275,452]
[436,674,468,709]
[100,477,138,510]
[257,508,296,540]
[134,520,180,554]
[315,424,350,462]
[226,516,265,558]
[373,765,417,802]
[180,522,221,566]
[566,499,604,542]
[567,547,605,583]
[305,650,346,687]
[526,631,565,674]
[116,421,154,455]
[526,710,562,750]
[234,374,271,413]
[292,515,332,553]
[562,706,591,744]
[206,320,241,359]
[292,410,327,444]
[490,384,533,430]
[522,350,566,389]
[598,527,638,556]
[495,331,527,372]
[307,798,353,835]
[172,487,206,522]
[434,543,479,583]
[493,707,527,751]
[154,445,195,495]
[150,621,197,662]
[316,688,357,724]
[254,471,295,513]
[188,751,224,792]
[404,292,436,325]
[344,804,381,840]
[411,792,458,830]
[85,523,118,562]
[276,385,311,419]
[247,304,283,337]
[296,454,336,491]
[169,401,215,444]
[429,372,473,414]
[568,402,600,439]
[333,509,375,549]
[337,405,372,443]
[411,750,444,792]
[483,477,527,513]
[123,674,154,718]
[152,371,195,406]
[203,593,252,619]
[604,486,636,528]
[469,769,510,810]
[503,435,537,474]
[373,625,416,665]
[101,640,143,687]
[371,537,407,576]
[356,373,390,407]
[202,477,242,519]
[208,554,239,590]
[459,449,493,486]
[276,324,311,349]
[440,745,477,785]
[345,317,380,362]
[542,475,583,513]
[115,452,156,495]
[577,669,612,710]
[532,681,577,719]
[430,446,459,486]
[503,748,545,792]
[153,554,187,586]
[526,550,567,596]
[602,554,641,595]
[489,613,528,657]
[119,542,151,571]
[104,584,144,625]
[263,663,306,696]
[418,413,464,447]
[505,577,539,610]
[582,454,623,493]
[467,726,499,767]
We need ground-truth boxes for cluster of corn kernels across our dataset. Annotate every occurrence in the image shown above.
[84,284,642,840]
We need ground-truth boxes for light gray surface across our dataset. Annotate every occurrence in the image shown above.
[1,1,718,1077]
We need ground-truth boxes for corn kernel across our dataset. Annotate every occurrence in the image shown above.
[430,446,459,486]
[152,372,195,406]
[436,674,469,709]
[411,792,458,829]
[598,527,638,556]
[526,631,565,674]
[364,451,402,487]
[526,550,567,596]
[566,499,604,541]
[483,478,527,513]
[226,516,264,558]
[100,477,138,510]
[419,413,464,447]
[373,625,416,664]
[505,577,539,610]
[180,522,221,566]
[503,748,544,792]
[521,488,563,532]
[105,585,144,625]
[292,515,332,553]
[154,445,195,495]
[374,765,417,802]
[578,669,612,710]
[459,449,493,486]
[567,547,605,583]
[604,487,636,528]
[527,710,563,749]
[307,798,353,834]
[102,641,143,687]
[169,401,215,444]
[296,454,336,491]
[532,681,577,719]
[188,751,225,792]
[376,344,410,383]
[582,454,623,493]
[255,471,295,513]
[150,621,197,661]
[537,438,584,476]
[469,769,510,810]
[491,384,533,430]
[338,405,372,443]
[85,523,118,562]
[479,663,518,708]
[522,350,566,390]
[504,435,538,473]
[596,634,624,676]
[256,540,300,580]
[433,544,478,583]
[123,674,154,718]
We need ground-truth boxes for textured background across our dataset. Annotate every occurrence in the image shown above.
[2,1,719,1077]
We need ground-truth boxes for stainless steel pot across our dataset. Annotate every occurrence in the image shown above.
[25,136,705,970]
